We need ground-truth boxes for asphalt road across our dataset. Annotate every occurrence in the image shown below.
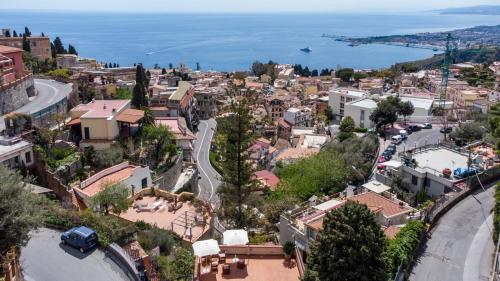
[379,127,444,153]
[20,228,132,281]
[0,79,72,131]
[409,183,496,281]
[194,118,221,204]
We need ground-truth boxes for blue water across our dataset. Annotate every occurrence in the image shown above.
[1,11,499,71]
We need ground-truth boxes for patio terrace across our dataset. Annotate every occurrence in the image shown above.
[119,191,212,242]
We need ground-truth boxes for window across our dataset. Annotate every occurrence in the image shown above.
[25,151,31,163]
[306,227,315,240]
[84,127,90,139]
[340,96,345,102]
[141,178,148,188]
[340,103,344,109]
[340,109,344,116]
[360,110,365,121]
[424,178,431,188]
[412,175,418,186]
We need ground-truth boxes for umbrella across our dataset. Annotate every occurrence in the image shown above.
[223,229,249,245]
[192,239,220,257]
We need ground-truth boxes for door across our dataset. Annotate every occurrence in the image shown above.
[84,127,90,139]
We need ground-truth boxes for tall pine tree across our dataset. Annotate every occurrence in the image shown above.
[217,90,257,228]
[22,35,31,52]
[68,44,78,55]
[4,30,10,37]
[53,37,66,54]
[303,202,387,281]
[12,30,18,37]
[24,27,31,37]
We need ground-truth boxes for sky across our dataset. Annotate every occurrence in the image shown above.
[3,0,500,13]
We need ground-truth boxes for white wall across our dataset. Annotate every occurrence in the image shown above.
[344,104,375,128]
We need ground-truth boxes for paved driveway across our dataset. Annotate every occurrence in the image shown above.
[409,184,495,281]
[20,228,132,281]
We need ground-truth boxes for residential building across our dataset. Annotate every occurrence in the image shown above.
[0,136,33,169]
[328,88,367,120]
[283,107,313,127]
[73,161,152,207]
[358,77,384,94]
[248,138,277,169]
[67,99,144,149]
[150,81,198,129]
[279,192,414,255]
[344,98,377,128]
[194,87,218,119]
[56,54,97,69]
[0,53,16,85]
[155,117,196,161]
[399,96,434,122]
[376,146,486,197]
[0,45,24,78]
[0,36,51,61]
[266,90,291,121]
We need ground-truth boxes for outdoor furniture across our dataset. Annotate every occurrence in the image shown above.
[136,204,155,212]
[211,258,219,271]
[222,264,231,275]
[218,252,226,263]
[133,202,148,209]
[237,259,245,269]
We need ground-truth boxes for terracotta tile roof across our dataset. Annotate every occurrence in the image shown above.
[77,166,136,197]
[348,192,412,218]
[254,170,280,189]
[277,118,292,129]
[383,225,401,239]
[116,108,144,123]
[306,216,324,231]
[275,147,319,162]
[0,45,23,54]
[66,117,81,126]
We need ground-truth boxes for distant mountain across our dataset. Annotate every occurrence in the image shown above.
[438,5,500,15]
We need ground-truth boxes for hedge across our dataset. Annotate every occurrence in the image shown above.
[386,220,426,278]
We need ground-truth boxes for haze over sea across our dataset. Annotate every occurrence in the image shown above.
[2,11,499,71]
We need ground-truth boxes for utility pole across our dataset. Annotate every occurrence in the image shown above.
[439,34,453,142]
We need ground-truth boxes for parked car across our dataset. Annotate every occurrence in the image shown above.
[421,123,432,129]
[382,151,392,160]
[399,130,409,139]
[378,156,388,163]
[408,124,421,132]
[391,135,403,145]
[453,167,477,179]
[388,144,397,151]
[385,147,396,155]
[402,127,413,135]
[440,127,453,134]
[61,226,98,253]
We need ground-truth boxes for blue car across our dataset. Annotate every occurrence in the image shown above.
[453,167,477,179]
[61,226,98,253]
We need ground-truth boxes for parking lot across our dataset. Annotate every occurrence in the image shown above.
[21,228,132,281]
[380,124,444,154]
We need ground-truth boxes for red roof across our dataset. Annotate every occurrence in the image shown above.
[0,45,23,54]
[253,170,280,190]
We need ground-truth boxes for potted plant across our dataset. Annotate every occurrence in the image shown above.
[442,168,452,178]
[283,241,295,261]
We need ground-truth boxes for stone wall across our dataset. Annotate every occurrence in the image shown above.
[153,155,183,190]
[0,75,33,115]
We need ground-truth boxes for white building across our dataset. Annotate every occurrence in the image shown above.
[283,107,313,127]
[328,88,367,120]
[73,161,152,207]
[400,96,434,122]
[0,136,33,169]
[344,98,378,128]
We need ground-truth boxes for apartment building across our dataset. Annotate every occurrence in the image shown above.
[328,88,366,120]
[150,81,198,128]
[0,36,51,61]
[344,97,377,128]
[0,136,34,169]
[283,107,313,127]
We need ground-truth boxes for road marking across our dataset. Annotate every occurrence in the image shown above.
[196,121,216,202]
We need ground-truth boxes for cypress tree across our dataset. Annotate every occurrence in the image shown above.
[68,44,78,55]
[22,35,31,52]
[4,30,10,37]
[53,37,66,54]
[24,27,31,37]
[12,30,18,37]
[131,64,148,108]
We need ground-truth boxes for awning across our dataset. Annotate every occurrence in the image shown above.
[66,118,81,126]
[116,109,144,123]
[223,230,249,246]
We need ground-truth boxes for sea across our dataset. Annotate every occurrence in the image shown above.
[1,11,499,71]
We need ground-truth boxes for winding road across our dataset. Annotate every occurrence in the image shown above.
[20,228,132,281]
[194,119,221,204]
[409,183,496,281]
[0,79,72,131]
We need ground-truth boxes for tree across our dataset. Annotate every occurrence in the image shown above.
[4,30,10,37]
[24,26,31,37]
[68,44,78,55]
[161,68,167,74]
[41,32,45,37]
[90,181,130,215]
[115,88,132,99]
[338,116,356,141]
[196,62,201,71]
[450,122,485,143]
[22,35,31,52]
[132,64,149,108]
[217,93,258,228]
[336,68,354,82]
[0,166,42,253]
[13,30,18,37]
[304,202,387,281]
[353,72,368,81]
[141,107,155,126]
[169,248,195,279]
[53,37,66,54]
[370,98,399,130]
[311,69,319,76]
[142,124,177,167]
[399,101,414,123]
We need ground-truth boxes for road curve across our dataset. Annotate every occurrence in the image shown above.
[194,119,221,204]
[0,78,72,131]
[409,183,495,281]
[20,228,132,281]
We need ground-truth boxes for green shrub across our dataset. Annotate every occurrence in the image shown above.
[354,127,368,133]
[386,220,425,278]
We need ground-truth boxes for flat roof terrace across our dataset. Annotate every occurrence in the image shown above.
[197,245,301,281]
[412,147,469,176]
